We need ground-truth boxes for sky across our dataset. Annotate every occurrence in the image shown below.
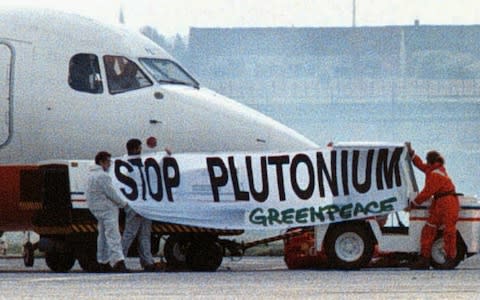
[1,0,480,37]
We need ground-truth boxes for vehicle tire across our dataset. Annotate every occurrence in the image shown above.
[23,242,34,267]
[45,251,76,272]
[185,236,223,272]
[164,234,190,269]
[430,233,466,270]
[324,223,374,270]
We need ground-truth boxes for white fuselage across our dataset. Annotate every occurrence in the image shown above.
[0,8,318,164]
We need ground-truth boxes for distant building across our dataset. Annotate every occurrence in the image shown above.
[187,25,480,81]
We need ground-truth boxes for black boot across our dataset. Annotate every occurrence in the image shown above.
[112,260,131,273]
[99,263,113,273]
[143,262,166,272]
[443,257,457,269]
[409,256,430,270]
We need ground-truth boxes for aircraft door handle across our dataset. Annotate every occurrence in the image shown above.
[149,119,162,124]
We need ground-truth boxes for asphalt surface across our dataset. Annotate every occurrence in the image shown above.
[1,256,480,299]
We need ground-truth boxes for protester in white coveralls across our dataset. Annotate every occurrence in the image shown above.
[122,138,170,272]
[86,151,130,273]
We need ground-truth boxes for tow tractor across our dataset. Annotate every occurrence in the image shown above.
[284,194,480,270]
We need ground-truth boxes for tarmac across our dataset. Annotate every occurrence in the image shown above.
[1,255,480,299]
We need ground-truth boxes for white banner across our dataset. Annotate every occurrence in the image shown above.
[111,144,414,230]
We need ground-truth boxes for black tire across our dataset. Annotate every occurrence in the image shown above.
[164,234,191,269]
[186,236,223,272]
[45,251,76,272]
[430,233,466,270]
[324,223,374,270]
[23,242,34,267]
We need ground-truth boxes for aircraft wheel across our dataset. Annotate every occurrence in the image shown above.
[45,251,76,273]
[186,235,223,272]
[430,233,466,270]
[325,223,374,270]
[23,242,34,267]
[164,234,190,269]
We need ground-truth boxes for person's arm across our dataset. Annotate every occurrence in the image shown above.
[412,154,429,173]
[406,142,429,173]
[99,174,128,208]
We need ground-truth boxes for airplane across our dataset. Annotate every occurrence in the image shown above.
[0,7,319,270]
[0,7,318,165]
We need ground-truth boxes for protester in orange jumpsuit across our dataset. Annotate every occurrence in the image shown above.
[407,144,459,269]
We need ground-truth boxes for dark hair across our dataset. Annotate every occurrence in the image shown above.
[95,151,111,165]
[426,150,444,165]
[126,138,142,155]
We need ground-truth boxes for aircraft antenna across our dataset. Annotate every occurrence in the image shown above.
[119,4,125,24]
[352,0,356,27]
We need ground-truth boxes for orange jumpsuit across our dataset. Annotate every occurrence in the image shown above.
[411,155,459,259]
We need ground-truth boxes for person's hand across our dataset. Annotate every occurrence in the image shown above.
[405,201,417,212]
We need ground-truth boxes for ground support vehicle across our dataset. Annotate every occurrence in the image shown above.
[284,195,480,270]
[0,162,245,272]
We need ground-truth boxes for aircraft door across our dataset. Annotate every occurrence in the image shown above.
[0,42,12,147]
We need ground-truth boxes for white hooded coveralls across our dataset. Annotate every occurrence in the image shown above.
[86,165,128,266]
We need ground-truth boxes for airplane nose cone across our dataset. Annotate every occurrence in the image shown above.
[156,86,319,153]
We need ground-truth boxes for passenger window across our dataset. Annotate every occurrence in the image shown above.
[68,54,103,94]
[104,56,152,94]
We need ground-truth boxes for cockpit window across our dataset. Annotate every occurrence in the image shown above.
[139,58,199,89]
[104,56,152,94]
[68,53,103,94]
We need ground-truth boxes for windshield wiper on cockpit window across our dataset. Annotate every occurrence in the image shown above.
[159,79,199,89]
[159,79,188,85]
